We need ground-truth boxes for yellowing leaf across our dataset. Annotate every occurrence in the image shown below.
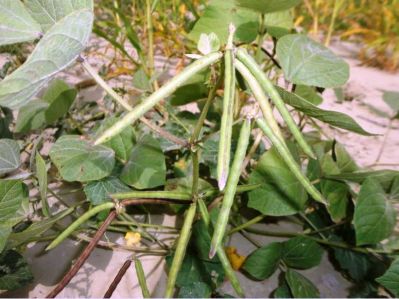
[225,246,246,271]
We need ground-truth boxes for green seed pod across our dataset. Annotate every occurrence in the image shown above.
[236,48,316,159]
[210,118,251,258]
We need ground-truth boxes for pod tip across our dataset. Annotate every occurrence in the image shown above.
[209,246,217,259]
[218,174,227,191]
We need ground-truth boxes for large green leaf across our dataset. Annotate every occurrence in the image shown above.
[95,117,135,162]
[354,178,396,245]
[321,180,349,222]
[121,135,166,189]
[376,258,399,297]
[282,237,323,269]
[188,0,258,44]
[235,0,301,14]
[49,135,115,182]
[285,269,320,298]
[15,80,77,133]
[15,99,48,133]
[326,170,399,190]
[178,282,212,298]
[264,10,294,38]
[84,176,131,205]
[248,146,307,216]
[0,180,27,252]
[0,250,33,291]
[382,90,399,114]
[242,242,282,280]
[42,79,77,124]
[333,247,372,282]
[0,9,93,109]
[277,34,349,88]
[276,86,372,135]
[0,0,42,46]
[25,0,93,32]
[0,139,21,176]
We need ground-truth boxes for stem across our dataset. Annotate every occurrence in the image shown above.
[146,0,155,78]
[104,259,132,298]
[112,190,191,201]
[95,52,223,145]
[164,203,197,298]
[46,210,117,298]
[81,59,132,111]
[135,258,151,298]
[325,0,344,46]
[228,215,265,235]
[190,77,222,144]
[46,202,115,251]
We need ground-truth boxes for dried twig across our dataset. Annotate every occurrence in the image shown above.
[103,259,133,298]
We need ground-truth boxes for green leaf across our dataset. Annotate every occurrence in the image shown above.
[132,68,151,91]
[321,180,349,222]
[0,9,93,109]
[178,281,212,298]
[0,0,42,46]
[42,79,77,124]
[295,85,323,106]
[7,208,73,249]
[248,146,308,216]
[282,237,323,269]
[84,176,130,205]
[95,117,135,162]
[333,247,372,282]
[188,0,259,45]
[382,90,399,114]
[235,0,301,13]
[277,34,349,88]
[15,100,48,133]
[376,258,399,297]
[274,280,293,298]
[276,86,373,135]
[170,71,209,106]
[198,33,221,55]
[0,139,21,176]
[49,135,115,182]
[242,242,282,280]
[264,10,293,38]
[121,135,166,189]
[25,0,93,32]
[354,178,397,245]
[334,142,358,173]
[0,250,33,291]
[0,180,27,252]
[326,170,399,190]
[285,269,320,298]
[166,250,225,289]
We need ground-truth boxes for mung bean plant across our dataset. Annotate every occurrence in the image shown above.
[0,0,398,298]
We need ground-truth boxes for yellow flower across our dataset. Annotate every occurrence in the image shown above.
[125,232,141,247]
